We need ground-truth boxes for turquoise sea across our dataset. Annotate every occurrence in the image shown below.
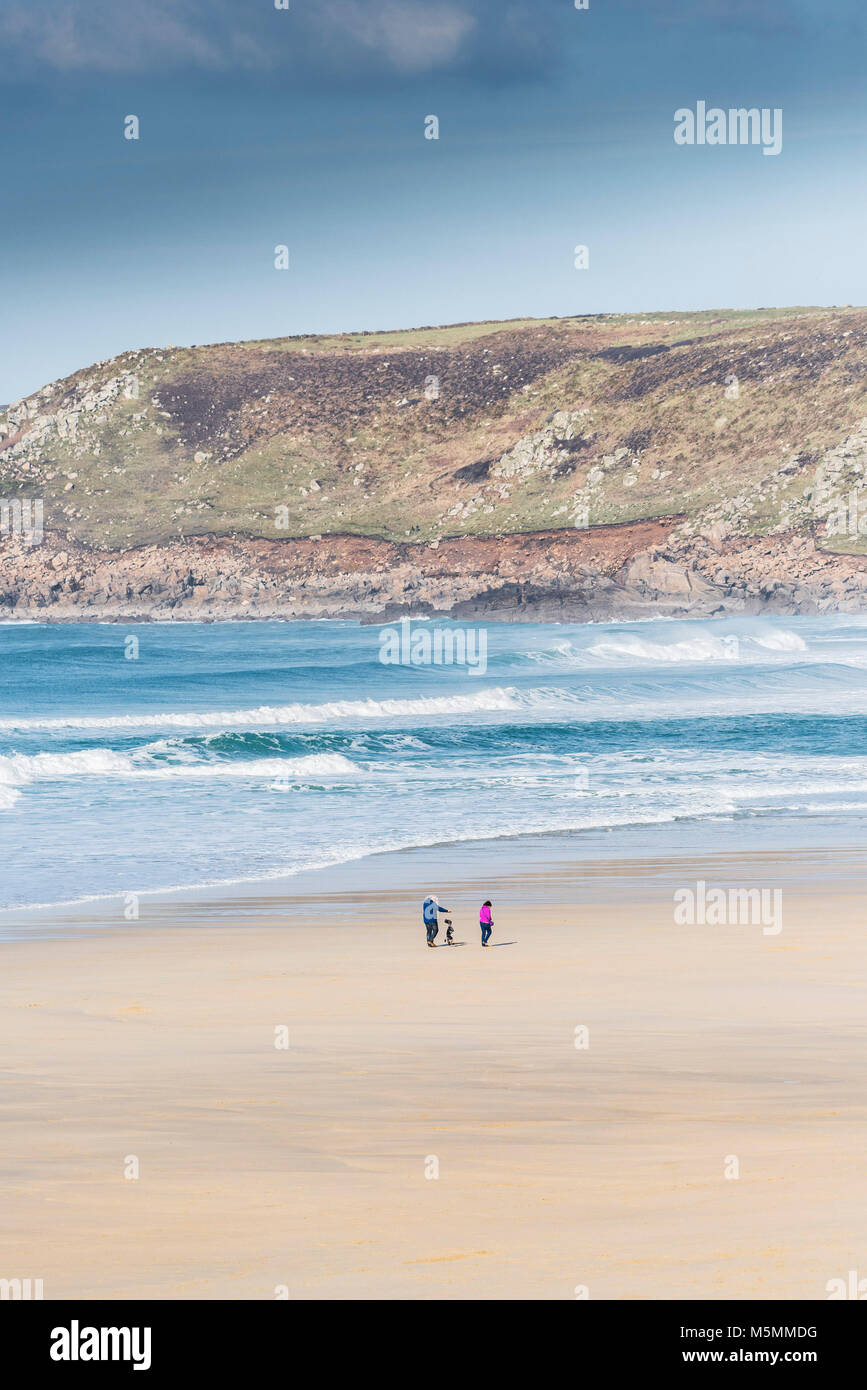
[2,614,867,916]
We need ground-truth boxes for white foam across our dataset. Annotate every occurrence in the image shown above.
[0,687,523,733]
[588,634,737,664]
[0,749,359,786]
[749,630,808,652]
[527,627,809,667]
[0,749,131,784]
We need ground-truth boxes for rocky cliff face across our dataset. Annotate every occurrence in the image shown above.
[3,519,866,624]
[2,307,866,622]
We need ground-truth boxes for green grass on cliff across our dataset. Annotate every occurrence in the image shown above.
[0,306,864,552]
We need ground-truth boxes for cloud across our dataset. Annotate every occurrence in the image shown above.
[0,0,860,84]
[0,2,236,74]
[326,1,476,74]
[0,0,556,81]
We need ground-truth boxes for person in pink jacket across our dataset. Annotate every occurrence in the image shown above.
[480,900,493,947]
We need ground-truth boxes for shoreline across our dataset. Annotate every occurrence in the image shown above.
[2,822,863,938]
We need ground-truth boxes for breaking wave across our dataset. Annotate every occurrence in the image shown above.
[0,687,523,733]
[0,749,359,787]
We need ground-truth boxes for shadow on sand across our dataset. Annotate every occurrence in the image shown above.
[429,940,517,948]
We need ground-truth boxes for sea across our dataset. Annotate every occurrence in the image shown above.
[2,613,867,921]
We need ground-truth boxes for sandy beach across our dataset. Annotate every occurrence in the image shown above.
[2,850,864,1301]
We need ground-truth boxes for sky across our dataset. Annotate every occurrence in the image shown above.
[0,0,865,403]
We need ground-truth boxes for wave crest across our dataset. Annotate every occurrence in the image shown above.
[0,748,359,787]
[0,687,522,733]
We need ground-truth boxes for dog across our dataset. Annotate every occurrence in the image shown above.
[444,917,455,945]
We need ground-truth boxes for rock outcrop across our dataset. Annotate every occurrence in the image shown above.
[3,520,866,623]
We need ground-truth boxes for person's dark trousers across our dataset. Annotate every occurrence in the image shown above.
[426,922,438,944]
[481,923,492,945]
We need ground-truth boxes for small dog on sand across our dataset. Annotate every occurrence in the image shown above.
[444,917,455,945]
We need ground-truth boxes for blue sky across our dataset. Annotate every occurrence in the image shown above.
[1,0,865,402]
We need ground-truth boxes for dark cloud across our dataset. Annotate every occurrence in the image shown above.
[0,0,568,82]
[2,0,857,88]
